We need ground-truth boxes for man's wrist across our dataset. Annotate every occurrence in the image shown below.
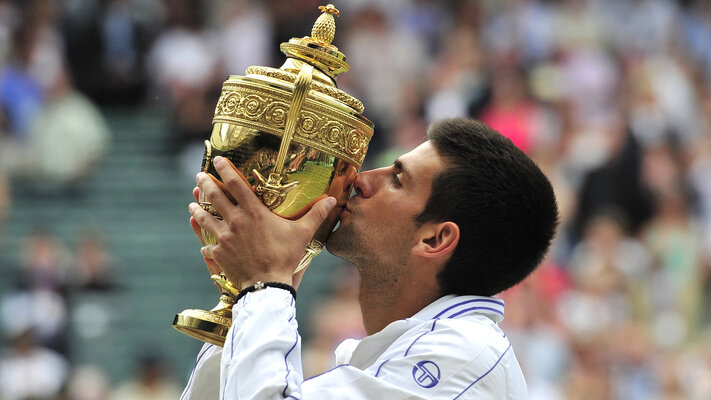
[235,281,297,303]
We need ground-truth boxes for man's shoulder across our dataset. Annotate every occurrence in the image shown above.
[364,316,524,398]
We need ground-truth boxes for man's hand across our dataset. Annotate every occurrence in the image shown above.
[188,156,336,290]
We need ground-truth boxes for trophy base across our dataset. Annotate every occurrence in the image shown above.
[173,309,231,347]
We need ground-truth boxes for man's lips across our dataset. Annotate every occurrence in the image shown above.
[341,204,351,216]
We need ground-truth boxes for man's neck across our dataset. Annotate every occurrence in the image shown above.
[357,269,441,335]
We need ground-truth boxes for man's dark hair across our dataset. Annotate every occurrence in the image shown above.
[416,118,559,296]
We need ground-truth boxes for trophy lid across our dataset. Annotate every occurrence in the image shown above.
[215,4,372,170]
[244,4,365,113]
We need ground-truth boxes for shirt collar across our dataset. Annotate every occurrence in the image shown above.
[410,294,505,323]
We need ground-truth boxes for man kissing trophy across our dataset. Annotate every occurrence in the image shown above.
[172,4,374,347]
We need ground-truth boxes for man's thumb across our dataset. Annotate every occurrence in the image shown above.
[303,196,337,228]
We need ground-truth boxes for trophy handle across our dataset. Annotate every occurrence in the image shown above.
[254,63,314,210]
[294,239,324,274]
[211,273,241,297]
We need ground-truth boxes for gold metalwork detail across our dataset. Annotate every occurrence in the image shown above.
[294,239,324,274]
[280,41,349,78]
[211,273,241,297]
[176,308,231,326]
[253,170,299,210]
[275,64,313,175]
[313,4,339,45]
[246,66,364,113]
[212,79,371,168]
[252,64,312,209]
[201,140,212,172]
[279,4,348,79]
[199,201,222,219]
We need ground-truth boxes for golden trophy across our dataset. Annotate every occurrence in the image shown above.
[173,4,373,346]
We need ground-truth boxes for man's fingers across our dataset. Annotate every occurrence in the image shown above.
[197,172,236,217]
[301,196,337,232]
[200,245,218,264]
[189,202,223,239]
[202,252,221,275]
[206,174,237,203]
[193,186,200,202]
[190,216,206,246]
[213,156,261,210]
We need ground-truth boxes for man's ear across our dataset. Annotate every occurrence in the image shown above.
[412,221,460,259]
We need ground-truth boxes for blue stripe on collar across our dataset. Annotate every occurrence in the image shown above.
[413,295,506,322]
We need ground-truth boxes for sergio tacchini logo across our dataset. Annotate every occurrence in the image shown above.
[412,360,441,388]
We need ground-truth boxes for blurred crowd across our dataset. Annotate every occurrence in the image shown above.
[0,226,182,400]
[1,0,711,399]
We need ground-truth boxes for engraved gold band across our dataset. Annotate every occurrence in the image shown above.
[245,66,363,113]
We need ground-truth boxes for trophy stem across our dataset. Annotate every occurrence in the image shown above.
[173,241,323,346]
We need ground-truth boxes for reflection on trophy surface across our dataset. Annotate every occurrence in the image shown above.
[172,4,374,347]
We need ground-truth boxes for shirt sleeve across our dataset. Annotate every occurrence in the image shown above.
[219,288,433,400]
[180,343,222,400]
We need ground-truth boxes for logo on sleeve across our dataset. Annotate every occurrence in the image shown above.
[412,360,441,388]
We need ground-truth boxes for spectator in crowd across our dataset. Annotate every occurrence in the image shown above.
[66,365,112,400]
[110,353,182,400]
[22,63,110,190]
[2,230,71,353]
[0,329,69,400]
[73,227,116,291]
[480,65,544,154]
[0,171,9,241]
[0,22,45,142]
[0,0,110,190]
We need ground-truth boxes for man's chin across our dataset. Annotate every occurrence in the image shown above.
[325,230,344,256]
[325,226,353,259]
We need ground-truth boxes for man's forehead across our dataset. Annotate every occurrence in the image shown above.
[398,141,445,178]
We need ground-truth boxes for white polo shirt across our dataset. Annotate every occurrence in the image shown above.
[181,289,527,399]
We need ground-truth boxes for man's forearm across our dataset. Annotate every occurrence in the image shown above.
[221,287,303,399]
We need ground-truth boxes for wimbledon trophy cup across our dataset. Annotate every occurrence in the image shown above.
[173,4,374,346]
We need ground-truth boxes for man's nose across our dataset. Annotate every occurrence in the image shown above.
[352,167,385,198]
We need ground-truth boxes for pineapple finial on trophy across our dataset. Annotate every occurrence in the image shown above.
[312,4,339,46]
[279,4,350,82]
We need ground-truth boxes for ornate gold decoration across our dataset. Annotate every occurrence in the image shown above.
[280,42,349,79]
[201,140,212,172]
[253,170,299,210]
[212,79,371,168]
[312,4,339,45]
[211,273,241,297]
[245,66,364,113]
[274,65,313,173]
[199,202,221,219]
[252,64,314,209]
[294,239,325,273]
[280,4,348,79]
